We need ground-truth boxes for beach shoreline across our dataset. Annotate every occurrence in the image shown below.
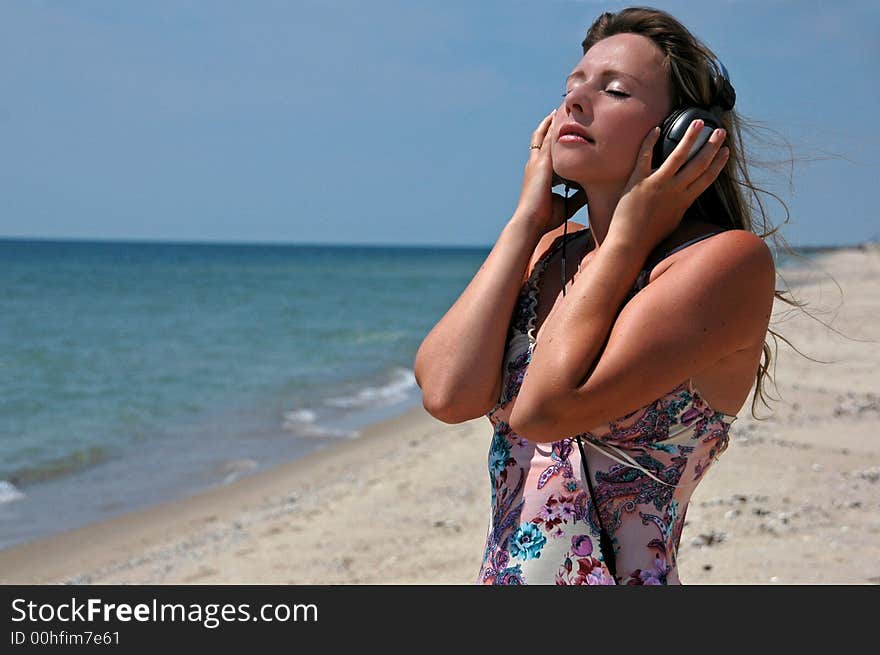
[0,402,474,584]
[1,246,878,585]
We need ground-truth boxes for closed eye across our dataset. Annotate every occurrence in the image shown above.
[562,89,629,100]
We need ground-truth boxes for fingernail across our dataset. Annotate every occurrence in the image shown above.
[692,119,703,130]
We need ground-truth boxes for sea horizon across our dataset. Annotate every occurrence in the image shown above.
[1,233,871,252]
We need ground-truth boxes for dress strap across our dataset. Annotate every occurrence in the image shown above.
[545,226,592,261]
[627,230,726,298]
[578,437,678,487]
[642,230,725,276]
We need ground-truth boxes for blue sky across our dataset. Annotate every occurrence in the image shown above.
[1,0,877,247]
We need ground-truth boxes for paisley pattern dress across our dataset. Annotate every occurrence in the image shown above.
[477,227,737,585]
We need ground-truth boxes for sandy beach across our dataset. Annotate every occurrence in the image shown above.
[1,246,878,585]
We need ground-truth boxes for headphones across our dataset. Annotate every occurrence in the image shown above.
[651,57,737,169]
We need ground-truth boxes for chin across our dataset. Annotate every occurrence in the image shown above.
[552,162,590,187]
[555,155,623,188]
[550,146,624,182]
[553,150,595,180]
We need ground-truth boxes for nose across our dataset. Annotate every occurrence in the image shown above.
[563,85,593,119]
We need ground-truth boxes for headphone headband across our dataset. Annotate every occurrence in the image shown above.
[710,58,736,113]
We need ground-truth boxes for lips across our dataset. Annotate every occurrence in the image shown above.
[558,122,595,143]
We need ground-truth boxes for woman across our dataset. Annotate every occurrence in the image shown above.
[414,8,776,584]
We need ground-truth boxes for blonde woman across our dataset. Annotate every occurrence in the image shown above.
[414,7,776,584]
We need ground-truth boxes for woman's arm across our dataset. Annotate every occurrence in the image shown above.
[414,214,547,423]
[509,229,774,442]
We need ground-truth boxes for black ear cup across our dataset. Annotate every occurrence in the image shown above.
[651,106,723,170]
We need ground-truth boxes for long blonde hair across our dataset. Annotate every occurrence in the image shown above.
[581,6,847,420]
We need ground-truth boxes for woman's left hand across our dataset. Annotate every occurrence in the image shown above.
[609,119,730,254]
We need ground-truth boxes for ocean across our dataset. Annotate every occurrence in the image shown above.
[0,238,489,549]
[0,237,810,550]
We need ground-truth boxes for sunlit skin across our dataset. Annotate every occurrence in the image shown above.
[507,34,776,443]
[549,32,675,249]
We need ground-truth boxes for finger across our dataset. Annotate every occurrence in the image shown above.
[637,126,662,178]
[677,126,727,189]
[655,118,709,180]
[540,110,558,152]
[546,108,558,136]
[686,145,730,197]
[529,110,556,156]
[625,126,661,185]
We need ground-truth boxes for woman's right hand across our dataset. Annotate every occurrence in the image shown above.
[513,109,588,236]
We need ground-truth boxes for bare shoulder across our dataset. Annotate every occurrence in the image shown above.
[699,229,775,281]
[661,228,776,346]
[660,228,774,280]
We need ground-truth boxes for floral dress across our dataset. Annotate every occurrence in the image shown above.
[477,228,736,585]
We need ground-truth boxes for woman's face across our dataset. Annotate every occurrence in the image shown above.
[551,33,674,188]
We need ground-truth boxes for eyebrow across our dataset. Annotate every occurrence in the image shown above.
[565,69,642,85]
